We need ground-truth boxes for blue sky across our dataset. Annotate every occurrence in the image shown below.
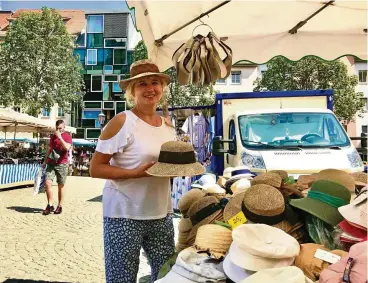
[1,1,130,12]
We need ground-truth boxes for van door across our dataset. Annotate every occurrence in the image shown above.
[227,119,237,166]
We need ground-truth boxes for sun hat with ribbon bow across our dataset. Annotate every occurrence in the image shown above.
[290,180,351,226]
[146,141,206,177]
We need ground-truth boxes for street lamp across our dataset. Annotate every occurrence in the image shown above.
[98,112,106,129]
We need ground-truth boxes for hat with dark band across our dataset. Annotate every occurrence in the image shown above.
[146,141,206,177]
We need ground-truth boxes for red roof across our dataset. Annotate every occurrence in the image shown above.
[5,9,85,35]
[0,11,12,31]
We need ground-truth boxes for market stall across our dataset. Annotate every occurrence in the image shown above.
[0,108,76,189]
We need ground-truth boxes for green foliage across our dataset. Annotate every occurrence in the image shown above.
[132,40,148,62]
[253,57,365,123]
[0,7,85,116]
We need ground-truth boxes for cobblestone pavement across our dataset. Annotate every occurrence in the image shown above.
[0,177,180,283]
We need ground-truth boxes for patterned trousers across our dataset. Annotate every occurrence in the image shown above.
[103,214,175,283]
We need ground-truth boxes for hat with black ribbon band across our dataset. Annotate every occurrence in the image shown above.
[190,202,226,226]
[158,151,196,164]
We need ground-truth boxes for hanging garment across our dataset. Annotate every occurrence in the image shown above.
[181,114,208,148]
[171,177,191,210]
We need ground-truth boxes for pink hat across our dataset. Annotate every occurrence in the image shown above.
[338,189,367,229]
[319,242,367,283]
[339,220,367,243]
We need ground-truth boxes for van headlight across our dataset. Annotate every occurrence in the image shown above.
[347,150,363,168]
[241,151,266,169]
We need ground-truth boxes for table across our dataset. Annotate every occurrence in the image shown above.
[0,164,40,189]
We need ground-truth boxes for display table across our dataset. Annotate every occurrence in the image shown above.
[0,164,40,189]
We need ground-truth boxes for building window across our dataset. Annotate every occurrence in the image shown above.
[216,78,226,85]
[103,65,113,74]
[104,49,114,65]
[261,70,266,76]
[82,110,101,119]
[104,75,119,82]
[104,38,127,48]
[13,107,21,113]
[91,75,103,92]
[358,70,367,83]
[42,108,50,117]
[114,49,126,65]
[86,49,97,65]
[87,33,103,48]
[57,107,65,117]
[75,32,86,47]
[87,15,104,33]
[362,125,367,134]
[231,71,241,84]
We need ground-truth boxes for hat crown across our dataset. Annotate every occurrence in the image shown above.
[160,141,195,153]
[310,180,351,202]
[195,224,232,253]
[129,59,160,77]
[188,196,219,217]
[244,184,285,216]
[232,224,300,259]
[316,169,355,191]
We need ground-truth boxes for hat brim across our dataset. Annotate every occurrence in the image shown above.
[146,162,206,177]
[119,72,171,91]
[290,197,344,226]
[223,254,255,283]
[229,242,295,271]
[227,174,254,183]
[187,210,223,244]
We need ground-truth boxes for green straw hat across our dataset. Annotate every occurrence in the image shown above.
[290,180,351,226]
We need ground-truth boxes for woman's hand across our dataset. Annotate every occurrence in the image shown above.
[133,161,156,178]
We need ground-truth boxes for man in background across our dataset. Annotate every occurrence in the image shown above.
[42,120,72,215]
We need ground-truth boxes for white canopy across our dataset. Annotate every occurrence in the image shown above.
[127,0,367,71]
[0,108,76,135]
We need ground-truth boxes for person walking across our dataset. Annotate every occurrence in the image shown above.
[90,59,175,283]
[42,120,72,215]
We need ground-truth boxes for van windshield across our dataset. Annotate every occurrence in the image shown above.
[238,112,350,149]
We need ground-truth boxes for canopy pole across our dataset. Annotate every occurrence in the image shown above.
[289,0,335,34]
[13,122,17,141]
[154,0,231,46]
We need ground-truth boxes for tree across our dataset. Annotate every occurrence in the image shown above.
[132,40,148,62]
[253,56,365,123]
[132,40,215,108]
[0,7,85,116]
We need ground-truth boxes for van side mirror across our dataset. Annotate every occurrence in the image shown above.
[212,136,237,156]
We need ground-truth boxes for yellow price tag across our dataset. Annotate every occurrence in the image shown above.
[228,211,247,229]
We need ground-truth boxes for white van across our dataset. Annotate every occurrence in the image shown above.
[212,91,364,177]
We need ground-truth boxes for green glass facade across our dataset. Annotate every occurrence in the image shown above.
[72,13,133,139]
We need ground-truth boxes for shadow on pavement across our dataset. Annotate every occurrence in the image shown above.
[3,280,72,283]
[87,195,102,202]
[7,206,44,214]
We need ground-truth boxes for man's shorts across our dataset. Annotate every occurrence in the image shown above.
[45,164,69,185]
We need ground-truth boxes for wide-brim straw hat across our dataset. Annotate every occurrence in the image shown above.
[338,189,367,229]
[178,189,206,214]
[194,224,232,259]
[269,170,289,180]
[243,184,294,233]
[223,191,246,222]
[146,141,206,177]
[251,172,282,188]
[119,59,170,91]
[315,169,356,192]
[290,180,351,226]
[187,196,224,245]
[178,217,193,233]
[351,172,368,188]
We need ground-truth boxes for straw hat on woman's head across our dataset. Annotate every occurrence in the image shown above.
[146,141,206,177]
[119,59,170,91]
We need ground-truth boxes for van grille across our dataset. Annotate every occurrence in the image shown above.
[274,152,301,155]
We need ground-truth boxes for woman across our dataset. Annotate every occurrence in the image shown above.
[90,59,176,283]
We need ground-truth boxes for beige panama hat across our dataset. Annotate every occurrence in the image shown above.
[187,196,224,245]
[177,189,206,215]
[251,172,282,188]
[194,224,232,259]
[146,141,206,177]
[315,168,356,192]
[119,59,170,91]
[351,172,368,188]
